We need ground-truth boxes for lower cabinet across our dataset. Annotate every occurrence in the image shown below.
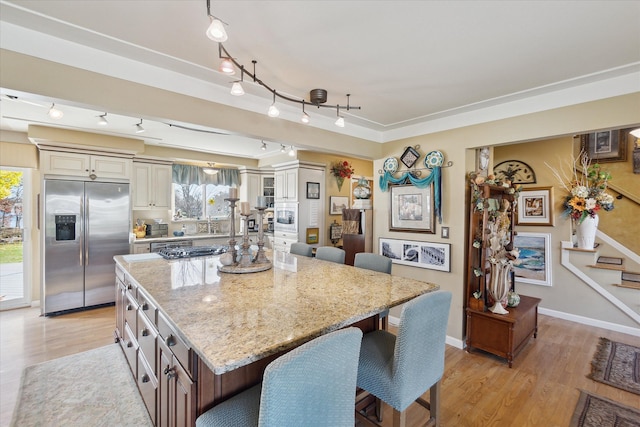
[116,271,196,427]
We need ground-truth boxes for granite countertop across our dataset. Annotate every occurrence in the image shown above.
[114,253,439,375]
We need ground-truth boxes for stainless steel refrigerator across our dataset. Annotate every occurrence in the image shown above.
[43,179,130,315]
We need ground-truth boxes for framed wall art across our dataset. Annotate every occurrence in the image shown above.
[513,232,552,286]
[516,186,554,226]
[329,196,349,215]
[400,146,420,168]
[389,184,435,233]
[306,227,319,244]
[306,182,320,199]
[579,129,628,163]
[379,237,451,272]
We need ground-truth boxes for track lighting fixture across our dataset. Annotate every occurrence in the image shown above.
[260,141,267,151]
[97,113,108,126]
[205,0,228,42]
[335,106,345,128]
[203,2,361,123]
[301,102,310,124]
[288,146,295,157]
[268,93,280,118]
[135,119,145,133]
[230,66,244,95]
[48,103,63,119]
[203,162,218,175]
[280,144,286,153]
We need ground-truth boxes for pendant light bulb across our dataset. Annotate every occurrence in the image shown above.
[206,16,228,42]
[48,103,63,119]
[230,81,245,96]
[260,141,267,151]
[280,144,286,153]
[97,113,108,126]
[219,58,235,75]
[135,119,145,133]
[288,146,295,157]
[301,103,310,124]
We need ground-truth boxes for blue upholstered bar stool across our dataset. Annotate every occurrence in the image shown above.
[356,290,452,427]
[289,242,313,257]
[196,327,363,427]
[315,246,346,264]
[354,253,392,330]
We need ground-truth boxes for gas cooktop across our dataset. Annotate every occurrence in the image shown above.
[158,245,227,260]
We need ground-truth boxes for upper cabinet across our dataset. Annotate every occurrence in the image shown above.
[239,167,274,208]
[274,168,298,202]
[40,150,131,180]
[132,161,172,210]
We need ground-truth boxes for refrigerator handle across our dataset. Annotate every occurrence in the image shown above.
[83,191,89,267]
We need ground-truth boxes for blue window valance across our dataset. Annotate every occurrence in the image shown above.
[172,164,240,186]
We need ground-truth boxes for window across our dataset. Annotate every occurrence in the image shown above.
[173,183,231,220]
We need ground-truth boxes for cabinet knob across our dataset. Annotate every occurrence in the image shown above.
[141,374,150,383]
[165,334,176,347]
[126,340,132,348]
[164,366,176,380]
[126,304,132,311]
[141,302,149,310]
[141,328,149,337]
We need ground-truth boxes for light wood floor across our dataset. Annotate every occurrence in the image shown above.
[1,306,639,427]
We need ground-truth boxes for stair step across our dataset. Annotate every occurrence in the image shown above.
[596,256,623,266]
[588,263,625,271]
[618,280,640,290]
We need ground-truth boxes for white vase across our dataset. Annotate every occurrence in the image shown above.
[576,214,599,249]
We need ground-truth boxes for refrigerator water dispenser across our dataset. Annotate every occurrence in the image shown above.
[55,214,76,241]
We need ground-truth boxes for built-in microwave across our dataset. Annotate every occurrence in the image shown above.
[274,203,298,233]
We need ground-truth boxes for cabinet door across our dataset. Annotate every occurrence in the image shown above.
[285,169,298,200]
[157,339,173,427]
[173,356,196,427]
[40,151,90,177]
[262,175,275,208]
[132,243,151,254]
[274,171,286,202]
[132,163,152,209]
[151,165,172,209]
[91,155,131,179]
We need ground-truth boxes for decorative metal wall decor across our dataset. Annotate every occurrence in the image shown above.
[493,160,537,184]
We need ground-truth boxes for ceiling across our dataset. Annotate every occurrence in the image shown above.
[1,1,639,160]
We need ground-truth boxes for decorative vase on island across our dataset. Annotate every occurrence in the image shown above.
[488,260,511,315]
[576,214,599,249]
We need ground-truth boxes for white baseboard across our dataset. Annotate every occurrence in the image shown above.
[31,299,40,308]
[539,307,640,337]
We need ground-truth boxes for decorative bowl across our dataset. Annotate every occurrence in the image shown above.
[173,231,184,237]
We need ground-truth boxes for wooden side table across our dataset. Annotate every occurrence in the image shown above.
[466,295,541,367]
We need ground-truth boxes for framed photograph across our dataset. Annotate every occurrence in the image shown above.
[329,196,349,215]
[516,186,554,226]
[306,227,319,244]
[513,232,552,286]
[389,184,435,233]
[400,146,420,168]
[247,219,256,230]
[306,182,320,199]
[379,237,451,272]
[579,129,628,163]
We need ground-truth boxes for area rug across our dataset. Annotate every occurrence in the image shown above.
[11,344,152,427]
[570,390,640,427]
[589,337,640,395]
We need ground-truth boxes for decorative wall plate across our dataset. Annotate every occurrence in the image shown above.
[425,150,444,168]
[383,157,399,173]
[400,146,420,168]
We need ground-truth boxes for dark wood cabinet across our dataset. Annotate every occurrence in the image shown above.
[465,182,540,367]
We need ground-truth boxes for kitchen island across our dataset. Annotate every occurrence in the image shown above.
[114,252,439,425]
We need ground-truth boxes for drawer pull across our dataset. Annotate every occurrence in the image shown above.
[141,302,149,310]
[164,367,176,380]
[126,340,132,348]
[141,374,150,383]
[141,328,149,337]
[126,283,132,290]
[126,304,132,311]
[165,335,176,347]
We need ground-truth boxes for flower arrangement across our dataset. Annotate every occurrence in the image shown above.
[547,152,614,224]
[331,160,354,191]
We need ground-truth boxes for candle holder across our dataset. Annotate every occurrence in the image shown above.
[218,199,272,274]
[253,206,270,264]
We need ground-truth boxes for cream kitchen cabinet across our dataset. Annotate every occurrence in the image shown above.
[40,150,131,180]
[274,168,298,202]
[132,162,172,210]
[239,167,274,208]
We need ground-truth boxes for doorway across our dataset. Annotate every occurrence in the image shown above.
[0,167,31,310]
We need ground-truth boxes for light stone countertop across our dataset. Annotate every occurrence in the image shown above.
[114,253,439,375]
